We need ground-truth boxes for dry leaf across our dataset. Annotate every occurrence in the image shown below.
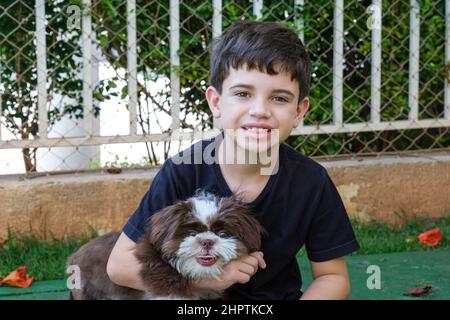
[0,266,34,288]
[403,285,432,297]
[107,166,122,174]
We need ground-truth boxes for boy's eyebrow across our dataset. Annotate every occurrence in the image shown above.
[229,84,295,98]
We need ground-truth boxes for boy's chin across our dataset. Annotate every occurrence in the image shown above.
[235,132,280,153]
[236,140,275,153]
[233,139,280,164]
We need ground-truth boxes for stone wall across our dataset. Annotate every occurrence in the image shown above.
[1,152,449,242]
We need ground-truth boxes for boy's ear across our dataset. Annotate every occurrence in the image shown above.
[205,86,221,118]
[294,97,310,128]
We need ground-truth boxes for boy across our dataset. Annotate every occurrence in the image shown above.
[107,20,359,300]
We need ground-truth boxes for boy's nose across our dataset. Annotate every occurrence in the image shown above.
[249,102,271,118]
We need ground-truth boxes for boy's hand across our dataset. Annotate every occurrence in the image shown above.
[192,251,266,292]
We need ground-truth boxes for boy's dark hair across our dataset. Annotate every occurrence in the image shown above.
[210,20,312,101]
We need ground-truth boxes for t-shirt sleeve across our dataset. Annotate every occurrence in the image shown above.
[305,168,360,262]
[122,159,180,242]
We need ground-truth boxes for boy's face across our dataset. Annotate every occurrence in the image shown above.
[206,65,309,154]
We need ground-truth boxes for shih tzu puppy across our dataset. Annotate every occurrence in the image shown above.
[67,190,265,300]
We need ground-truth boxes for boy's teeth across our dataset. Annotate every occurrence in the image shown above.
[246,127,269,132]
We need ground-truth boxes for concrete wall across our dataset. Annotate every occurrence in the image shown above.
[1,152,449,242]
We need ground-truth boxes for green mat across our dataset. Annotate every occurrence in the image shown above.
[299,249,450,300]
[0,250,448,300]
[0,279,69,300]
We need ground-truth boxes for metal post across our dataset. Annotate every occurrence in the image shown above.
[370,0,382,124]
[409,0,420,122]
[333,0,344,126]
[295,0,305,43]
[212,0,222,130]
[127,0,138,135]
[170,0,180,131]
[445,0,450,119]
[36,0,48,139]
[82,0,93,136]
[253,0,263,20]
[213,0,222,39]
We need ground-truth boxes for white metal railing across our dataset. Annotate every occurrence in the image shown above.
[36,0,48,139]
[333,0,344,127]
[1,0,450,151]
[127,0,138,136]
[370,0,381,124]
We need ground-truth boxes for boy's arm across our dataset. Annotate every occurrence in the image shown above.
[300,256,350,300]
[106,232,146,291]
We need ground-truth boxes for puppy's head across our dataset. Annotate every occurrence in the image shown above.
[146,191,264,280]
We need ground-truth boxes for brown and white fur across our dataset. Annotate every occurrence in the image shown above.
[67,190,264,300]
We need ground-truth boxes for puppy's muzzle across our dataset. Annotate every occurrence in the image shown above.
[196,238,218,267]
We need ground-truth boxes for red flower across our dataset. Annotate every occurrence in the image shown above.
[0,266,34,288]
[417,228,443,247]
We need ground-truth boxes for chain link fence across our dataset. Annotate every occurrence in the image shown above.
[0,0,449,174]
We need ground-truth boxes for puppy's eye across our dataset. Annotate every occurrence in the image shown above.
[218,231,229,238]
[188,232,198,237]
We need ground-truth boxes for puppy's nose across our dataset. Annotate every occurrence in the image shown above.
[200,239,215,249]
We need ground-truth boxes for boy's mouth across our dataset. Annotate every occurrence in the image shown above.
[242,127,272,133]
[240,125,274,139]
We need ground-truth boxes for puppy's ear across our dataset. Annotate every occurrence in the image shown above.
[219,197,266,251]
[145,200,192,249]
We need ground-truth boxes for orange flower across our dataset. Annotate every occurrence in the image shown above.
[417,228,443,247]
[0,266,34,288]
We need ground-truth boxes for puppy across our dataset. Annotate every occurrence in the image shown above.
[67,190,265,299]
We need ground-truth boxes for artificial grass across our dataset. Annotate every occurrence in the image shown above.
[1,217,449,281]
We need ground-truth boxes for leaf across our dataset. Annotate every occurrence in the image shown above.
[417,228,443,247]
[107,166,122,174]
[107,80,117,89]
[403,285,432,297]
[0,266,34,288]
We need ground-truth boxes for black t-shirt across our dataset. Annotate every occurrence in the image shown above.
[123,134,360,300]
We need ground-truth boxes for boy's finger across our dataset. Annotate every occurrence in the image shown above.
[236,262,257,276]
[235,271,251,284]
[249,251,266,269]
[237,256,259,275]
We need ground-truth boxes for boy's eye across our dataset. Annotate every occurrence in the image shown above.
[273,96,288,103]
[235,91,249,98]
